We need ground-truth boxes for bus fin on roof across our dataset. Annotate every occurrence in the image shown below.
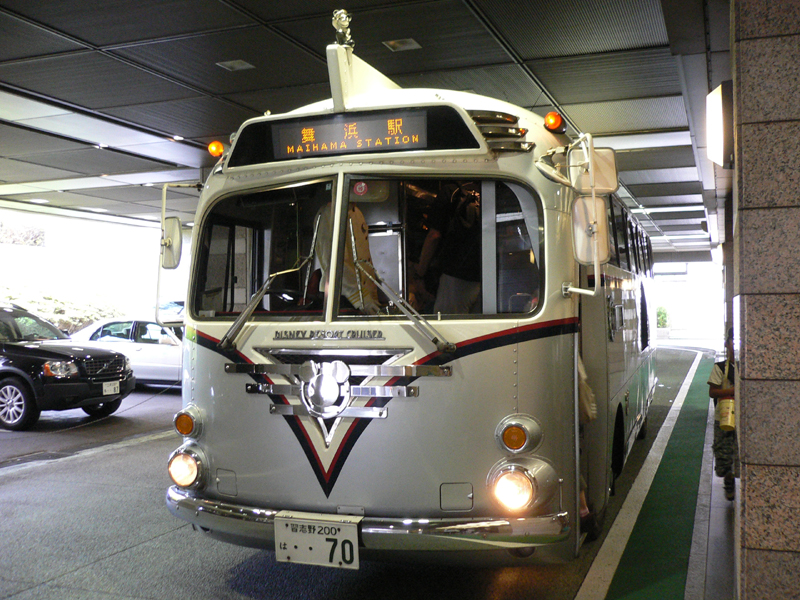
[327,9,400,112]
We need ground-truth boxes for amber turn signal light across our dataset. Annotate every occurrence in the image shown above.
[502,425,528,451]
[544,111,567,134]
[208,140,225,157]
[175,413,195,436]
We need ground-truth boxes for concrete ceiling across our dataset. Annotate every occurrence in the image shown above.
[0,0,732,260]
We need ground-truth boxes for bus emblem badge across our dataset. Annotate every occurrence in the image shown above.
[299,360,352,420]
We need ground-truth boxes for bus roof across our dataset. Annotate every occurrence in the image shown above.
[224,42,569,170]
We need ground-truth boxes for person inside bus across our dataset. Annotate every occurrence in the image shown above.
[578,355,601,541]
[314,202,381,315]
[708,328,739,500]
[411,185,482,314]
[406,184,446,312]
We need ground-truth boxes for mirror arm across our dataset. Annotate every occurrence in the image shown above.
[157,182,200,327]
[562,232,602,298]
[564,175,602,298]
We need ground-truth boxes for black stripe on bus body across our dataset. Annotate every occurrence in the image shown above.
[192,318,577,497]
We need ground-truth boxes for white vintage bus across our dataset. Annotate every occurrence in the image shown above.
[162,15,655,569]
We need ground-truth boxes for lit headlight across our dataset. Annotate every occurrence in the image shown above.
[167,444,207,489]
[487,457,559,513]
[492,467,535,511]
[43,360,79,378]
[124,356,133,372]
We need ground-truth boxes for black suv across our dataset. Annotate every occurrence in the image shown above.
[0,305,135,430]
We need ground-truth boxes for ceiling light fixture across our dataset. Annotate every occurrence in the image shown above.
[665,234,709,240]
[631,206,706,214]
[382,38,422,52]
[706,80,733,169]
[29,198,50,204]
[216,59,255,72]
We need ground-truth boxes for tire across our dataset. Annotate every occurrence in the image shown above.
[611,410,625,478]
[82,398,123,418]
[637,416,648,440]
[0,377,40,431]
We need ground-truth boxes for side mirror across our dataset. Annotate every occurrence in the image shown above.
[161,216,183,270]
[572,195,610,266]
[568,146,619,195]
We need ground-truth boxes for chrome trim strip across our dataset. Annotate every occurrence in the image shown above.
[487,141,534,152]
[265,348,409,358]
[477,125,528,138]
[247,383,300,395]
[247,382,417,399]
[467,110,519,124]
[166,486,570,551]
[227,363,450,377]
[350,385,418,397]
[269,404,388,419]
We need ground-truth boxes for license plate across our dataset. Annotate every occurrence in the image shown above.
[275,511,362,570]
[102,381,119,395]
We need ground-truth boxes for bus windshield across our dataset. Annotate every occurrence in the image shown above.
[192,176,543,321]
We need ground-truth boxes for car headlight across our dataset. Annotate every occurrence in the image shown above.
[167,444,207,489]
[124,357,133,372]
[43,360,79,378]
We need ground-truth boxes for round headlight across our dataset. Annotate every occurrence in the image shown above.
[167,445,206,489]
[168,453,198,487]
[492,468,535,511]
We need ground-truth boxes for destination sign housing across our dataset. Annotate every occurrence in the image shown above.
[227,106,480,167]
[272,111,427,159]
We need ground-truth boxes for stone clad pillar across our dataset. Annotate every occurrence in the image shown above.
[733,0,800,596]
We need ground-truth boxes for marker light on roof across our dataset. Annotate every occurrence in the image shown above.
[544,112,566,134]
[208,141,225,157]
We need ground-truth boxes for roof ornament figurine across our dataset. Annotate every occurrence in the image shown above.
[332,9,354,48]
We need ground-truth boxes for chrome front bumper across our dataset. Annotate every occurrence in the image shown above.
[166,486,570,552]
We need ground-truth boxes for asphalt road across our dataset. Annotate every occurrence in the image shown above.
[0,349,703,600]
[0,385,183,469]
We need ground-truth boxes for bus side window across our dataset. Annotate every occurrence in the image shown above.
[495,182,542,314]
[198,223,250,313]
[611,201,630,271]
[628,221,640,274]
[607,202,619,267]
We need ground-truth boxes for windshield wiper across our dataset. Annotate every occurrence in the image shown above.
[354,260,456,355]
[218,260,310,351]
[218,213,322,351]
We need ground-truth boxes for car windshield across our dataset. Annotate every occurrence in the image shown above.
[0,309,68,342]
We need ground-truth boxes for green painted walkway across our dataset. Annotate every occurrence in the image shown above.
[605,356,714,599]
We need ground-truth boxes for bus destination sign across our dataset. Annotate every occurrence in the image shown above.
[272,111,427,159]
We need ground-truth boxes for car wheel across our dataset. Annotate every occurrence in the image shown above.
[0,377,40,431]
[82,398,123,418]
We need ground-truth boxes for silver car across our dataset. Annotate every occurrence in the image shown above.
[70,319,182,385]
